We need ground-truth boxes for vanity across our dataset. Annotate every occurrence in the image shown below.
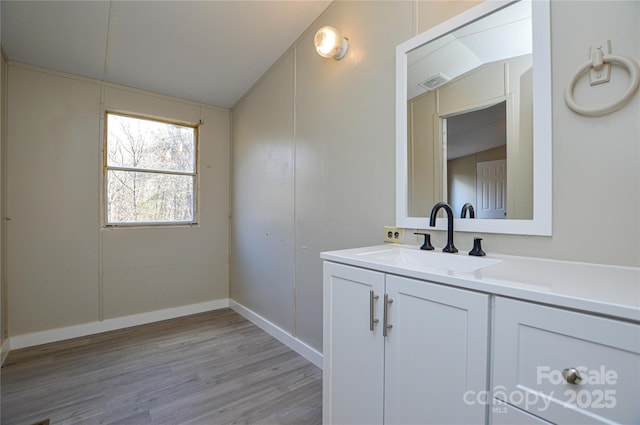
[320,0,639,423]
[321,244,640,424]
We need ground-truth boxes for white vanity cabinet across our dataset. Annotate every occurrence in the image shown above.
[321,244,640,425]
[492,297,640,425]
[323,261,490,425]
[322,262,385,425]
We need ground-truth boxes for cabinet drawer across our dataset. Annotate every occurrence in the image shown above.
[491,399,552,425]
[493,297,640,424]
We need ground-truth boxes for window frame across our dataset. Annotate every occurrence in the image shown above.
[102,111,200,228]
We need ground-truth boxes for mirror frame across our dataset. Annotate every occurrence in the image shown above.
[396,0,552,236]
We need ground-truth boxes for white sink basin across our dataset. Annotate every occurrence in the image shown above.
[357,247,501,273]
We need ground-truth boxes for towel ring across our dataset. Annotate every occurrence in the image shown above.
[565,54,640,117]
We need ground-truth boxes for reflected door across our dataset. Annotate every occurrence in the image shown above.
[476,159,506,218]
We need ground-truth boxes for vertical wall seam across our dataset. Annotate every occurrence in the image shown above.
[1,59,9,340]
[98,85,105,322]
[196,107,202,228]
[228,109,233,300]
[99,1,112,322]
[413,0,419,37]
[292,46,298,338]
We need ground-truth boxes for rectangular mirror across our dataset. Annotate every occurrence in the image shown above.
[396,0,552,235]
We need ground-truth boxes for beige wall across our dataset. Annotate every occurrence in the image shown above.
[3,0,637,354]
[231,50,296,333]
[6,64,230,337]
[231,0,479,352]
[1,50,6,347]
[231,0,640,353]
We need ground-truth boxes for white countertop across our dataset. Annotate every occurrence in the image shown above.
[321,244,640,322]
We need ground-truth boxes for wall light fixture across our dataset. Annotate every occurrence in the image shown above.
[314,26,349,60]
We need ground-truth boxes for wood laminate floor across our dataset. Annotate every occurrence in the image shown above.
[1,308,322,425]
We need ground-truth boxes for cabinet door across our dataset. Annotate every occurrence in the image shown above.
[323,262,385,425]
[384,275,490,424]
[493,297,640,424]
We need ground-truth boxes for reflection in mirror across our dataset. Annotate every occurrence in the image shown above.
[447,101,512,220]
[408,0,531,220]
[396,0,551,235]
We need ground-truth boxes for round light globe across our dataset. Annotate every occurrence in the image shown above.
[314,26,348,60]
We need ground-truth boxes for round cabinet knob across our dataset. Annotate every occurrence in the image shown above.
[562,367,583,384]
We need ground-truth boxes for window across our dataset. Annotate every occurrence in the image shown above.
[104,112,197,226]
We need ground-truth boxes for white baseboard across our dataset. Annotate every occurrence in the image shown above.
[9,299,230,350]
[1,338,10,366]
[7,298,324,371]
[229,300,323,369]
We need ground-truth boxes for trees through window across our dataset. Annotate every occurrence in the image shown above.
[105,113,197,225]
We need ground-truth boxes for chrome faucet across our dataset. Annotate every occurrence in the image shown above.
[429,202,458,253]
[461,203,475,218]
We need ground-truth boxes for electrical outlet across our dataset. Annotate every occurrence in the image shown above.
[383,226,405,243]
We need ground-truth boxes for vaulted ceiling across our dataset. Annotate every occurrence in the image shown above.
[1,1,331,109]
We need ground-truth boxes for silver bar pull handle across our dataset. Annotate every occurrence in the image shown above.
[369,290,379,331]
[383,294,393,337]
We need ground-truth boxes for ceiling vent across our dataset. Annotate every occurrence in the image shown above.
[418,73,450,91]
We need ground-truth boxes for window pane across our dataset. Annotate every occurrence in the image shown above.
[107,114,195,173]
[107,170,195,224]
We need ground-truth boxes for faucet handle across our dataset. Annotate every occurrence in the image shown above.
[414,232,434,251]
[469,237,486,257]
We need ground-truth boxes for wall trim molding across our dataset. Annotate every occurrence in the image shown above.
[9,299,230,350]
[229,300,323,369]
